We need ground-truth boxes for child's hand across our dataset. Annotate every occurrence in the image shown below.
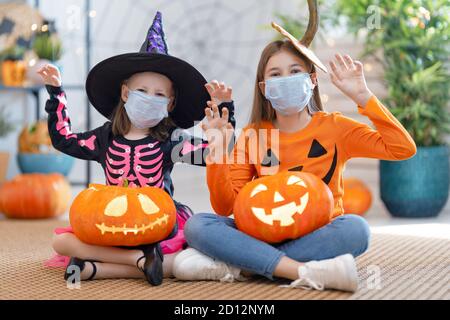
[205,80,233,106]
[37,64,62,87]
[201,101,234,163]
[329,54,373,107]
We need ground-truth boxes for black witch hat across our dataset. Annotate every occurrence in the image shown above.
[85,11,209,129]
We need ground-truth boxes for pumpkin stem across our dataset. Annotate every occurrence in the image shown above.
[122,178,129,188]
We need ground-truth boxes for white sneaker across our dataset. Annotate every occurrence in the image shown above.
[173,248,246,283]
[283,254,358,292]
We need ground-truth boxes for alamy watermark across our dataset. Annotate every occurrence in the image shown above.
[365,264,383,290]
[66,265,81,290]
[367,5,382,30]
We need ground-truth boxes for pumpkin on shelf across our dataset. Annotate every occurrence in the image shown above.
[17,120,75,176]
[234,171,334,244]
[343,178,372,216]
[0,173,71,219]
[18,120,53,154]
[70,182,177,247]
[1,60,26,87]
[1,45,27,86]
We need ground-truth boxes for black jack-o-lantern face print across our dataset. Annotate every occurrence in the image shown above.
[261,139,338,185]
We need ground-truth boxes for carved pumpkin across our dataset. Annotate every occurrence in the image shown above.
[234,171,334,243]
[70,184,177,247]
[343,178,372,216]
[18,121,53,154]
[0,173,71,219]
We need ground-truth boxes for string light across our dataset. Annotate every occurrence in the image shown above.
[31,24,38,31]
[41,24,49,32]
[89,10,97,18]
[364,63,373,72]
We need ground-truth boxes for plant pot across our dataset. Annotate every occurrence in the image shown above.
[1,60,26,86]
[380,146,449,218]
[0,152,9,184]
[17,153,74,176]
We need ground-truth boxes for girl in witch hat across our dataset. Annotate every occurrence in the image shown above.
[40,11,235,286]
[174,1,416,292]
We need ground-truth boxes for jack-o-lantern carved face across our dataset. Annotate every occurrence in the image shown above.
[234,172,334,244]
[250,175,309,227]
[70,184,177,247]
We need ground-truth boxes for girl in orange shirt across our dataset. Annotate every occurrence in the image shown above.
[172,36,416,291]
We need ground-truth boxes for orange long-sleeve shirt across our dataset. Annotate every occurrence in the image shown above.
[207,95,417,218]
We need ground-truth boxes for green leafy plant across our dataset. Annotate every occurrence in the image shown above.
[32,33,63,62]
[0,45,26,62]
[276,0,450,147]
[0,107,15,139]
[334,0,449,146]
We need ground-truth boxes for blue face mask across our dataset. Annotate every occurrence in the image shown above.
[265,73,314,116]
[124,90,170,129]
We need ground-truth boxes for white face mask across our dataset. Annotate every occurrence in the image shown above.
[124,90,170,129]
[265,73,314,116]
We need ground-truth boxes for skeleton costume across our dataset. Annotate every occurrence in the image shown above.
[44,11,235,269]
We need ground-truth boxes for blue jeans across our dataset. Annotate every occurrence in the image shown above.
[184,213,371,280]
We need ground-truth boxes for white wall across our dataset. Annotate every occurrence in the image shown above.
[1,0,309,213]
[1,0,422,217]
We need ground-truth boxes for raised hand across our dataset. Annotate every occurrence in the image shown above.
[37,64,62,87]
[201,101,234,163]
[329,54,373,107]
[205,80,233,106]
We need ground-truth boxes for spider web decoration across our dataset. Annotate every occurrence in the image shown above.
[88,0,300,126]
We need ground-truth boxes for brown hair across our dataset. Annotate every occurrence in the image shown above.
[249,40,324,127]
[111,79,176,142]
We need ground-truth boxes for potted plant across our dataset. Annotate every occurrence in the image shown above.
[337,0,449,217]
[0,45,26,87]
[17,120,74,177]
[277,0,450,217]
[0,106,15,184]
[27,32,63,85]
[33,33,63,62]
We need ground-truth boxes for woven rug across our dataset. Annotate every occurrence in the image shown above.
[0,219,448,300]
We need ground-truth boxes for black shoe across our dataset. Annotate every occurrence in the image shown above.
[64,257,97,281]
[137,243,164,286]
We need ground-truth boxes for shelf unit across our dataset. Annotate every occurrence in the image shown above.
[0,0,93,187]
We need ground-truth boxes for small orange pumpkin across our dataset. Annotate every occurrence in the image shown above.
[1,60,26,87]
[70,184,177,247]
[18,121,53,154]
[0,173,71,219]
[234,172,334,243]
[343,178,372,216]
